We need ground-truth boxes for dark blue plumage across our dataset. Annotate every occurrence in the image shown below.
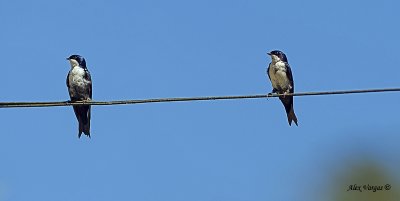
[66,55,93,137]
[267,50,298,126]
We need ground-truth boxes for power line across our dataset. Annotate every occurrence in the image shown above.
[0,88,399,108]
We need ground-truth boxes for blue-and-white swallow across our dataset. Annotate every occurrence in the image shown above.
[66,55,93,138]
[267,50,298,126]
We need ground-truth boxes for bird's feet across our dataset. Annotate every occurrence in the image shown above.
[281,91,291,98]
[268,92,277,98]
[268,89,278,97]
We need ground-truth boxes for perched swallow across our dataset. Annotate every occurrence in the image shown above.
[66,55,93,137]
[267,50,298,126]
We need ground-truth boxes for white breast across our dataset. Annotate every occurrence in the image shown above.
[269,61,291,91]
[68,66,90,99]
[69,67,86,86]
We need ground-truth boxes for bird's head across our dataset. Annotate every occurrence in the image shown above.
[67,55,86,68]
[267,50,288,63]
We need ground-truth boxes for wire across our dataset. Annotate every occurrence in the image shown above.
[0,88,399,108]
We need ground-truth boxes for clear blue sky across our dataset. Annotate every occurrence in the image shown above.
[0,1,399,200]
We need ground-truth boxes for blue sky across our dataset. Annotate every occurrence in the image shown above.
[0,0,399,200]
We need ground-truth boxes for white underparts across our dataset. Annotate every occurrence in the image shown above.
[68,66,90,99]
[269,61,291,92]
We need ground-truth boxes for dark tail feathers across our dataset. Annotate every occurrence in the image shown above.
[286,107,298,126]
[280,97,298,126]
[78,118,91,138]
[74,105,91,138]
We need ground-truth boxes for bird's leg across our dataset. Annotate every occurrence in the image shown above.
[282,89,291,98]
[268,88,278,96]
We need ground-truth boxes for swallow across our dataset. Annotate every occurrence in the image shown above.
[267,50,298,126]
[66,55,93,137]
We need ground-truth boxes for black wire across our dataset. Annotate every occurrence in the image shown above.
[0,88,399,108]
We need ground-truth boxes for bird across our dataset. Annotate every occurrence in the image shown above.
[66,55,93,138]
[267,50,298,126]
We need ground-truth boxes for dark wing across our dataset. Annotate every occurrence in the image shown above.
[84,69,92,132]
[285,62,295,93]
[66,71,70,88]
[66,71,74,98]
[84,69,93,99]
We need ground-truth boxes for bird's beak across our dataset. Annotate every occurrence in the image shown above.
[66,58,70,60]
[267,52,271,56]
